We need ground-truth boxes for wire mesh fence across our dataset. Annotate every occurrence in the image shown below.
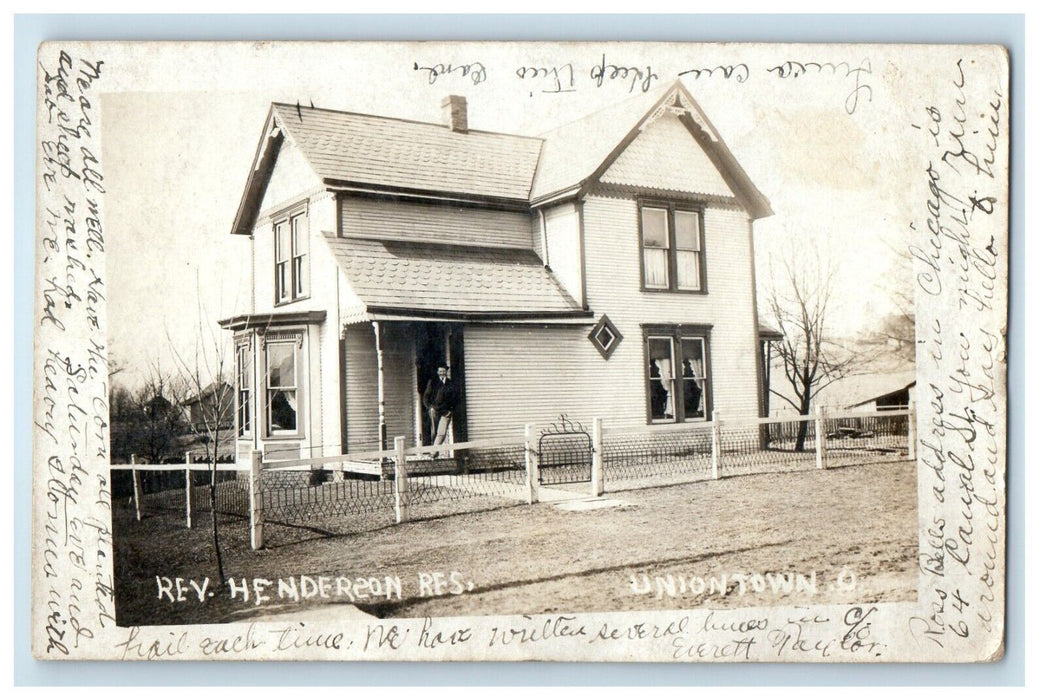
[603,426,713,485]
[719,419,817,477]
[260,469,397,522]
[110,465,249,520]
[257,444,530,525]
[112,408,914,546]
[822,413,910,468]
[406,445,528,506]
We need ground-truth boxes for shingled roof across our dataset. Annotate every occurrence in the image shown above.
[232,83,771,236]
[272,103,543,202]
[325,233,590,322]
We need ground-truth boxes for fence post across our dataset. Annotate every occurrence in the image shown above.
[710,410,721,480]
[815,405,827,470]
[249,450,264,550]
[591,417,604,497]
[907,401,917,458]
[184,452,193,529]
[394,436,409,524]
[525,424,539,504]
[130,454,143,521]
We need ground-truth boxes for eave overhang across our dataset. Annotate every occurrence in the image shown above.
[218,310,327,332]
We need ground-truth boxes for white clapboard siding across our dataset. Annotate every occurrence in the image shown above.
[341,197,532,249]
[344,325,380,449]
[381,328,416,446]
[260,139,320,214]
[543,202,583,306]
[464,324,621,440]
[531,210,544,259]
[463,199,761,440]
[342,324,416,450]
[600,115,734,198]
[582,196,760,419]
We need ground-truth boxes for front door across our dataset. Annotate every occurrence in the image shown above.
[414,323,467,446]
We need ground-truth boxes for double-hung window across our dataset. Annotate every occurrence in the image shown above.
[235,341,252,436]
[645,326,712,423]
[265,340,300,436]
[640,203,705,292]
[275,209,308,304]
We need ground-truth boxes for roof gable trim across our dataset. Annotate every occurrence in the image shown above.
[577,81,772,219]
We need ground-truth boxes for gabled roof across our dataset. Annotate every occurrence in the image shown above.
[180,381,233,406]
[325,234,589,322]
[810,371,916,410]
[531,81,772,217]
[231,83,771,235]
[275,103,542,201]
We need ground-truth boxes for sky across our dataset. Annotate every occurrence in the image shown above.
[99,41,930,389]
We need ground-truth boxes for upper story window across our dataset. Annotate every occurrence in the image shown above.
[275,209,309,304]
[640,203,705,293]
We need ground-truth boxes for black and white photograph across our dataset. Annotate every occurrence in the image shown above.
[32,40,1008,662]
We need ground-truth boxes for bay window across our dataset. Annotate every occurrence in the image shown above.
[235,341,251,436]
[265,339,301,436]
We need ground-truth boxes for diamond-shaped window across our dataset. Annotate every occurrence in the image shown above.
[588,314,623,360]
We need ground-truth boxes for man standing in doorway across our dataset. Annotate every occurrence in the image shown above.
[423,365,458,456]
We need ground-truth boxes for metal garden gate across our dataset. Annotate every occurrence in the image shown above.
[537,415,592,485]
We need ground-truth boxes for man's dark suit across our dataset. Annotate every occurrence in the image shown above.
[423,376,458,446]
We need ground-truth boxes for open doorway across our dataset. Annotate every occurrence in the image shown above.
[414,323,467,447]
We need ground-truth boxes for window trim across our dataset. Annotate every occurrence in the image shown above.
[263,335,305,439]
[273,204,310,306]
[642,324,714,424]
[637,200,708,294]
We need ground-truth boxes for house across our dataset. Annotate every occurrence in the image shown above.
[845,374,915,411]
[770,370,916,415]
[221,82,774,462]
[179,380,235,431]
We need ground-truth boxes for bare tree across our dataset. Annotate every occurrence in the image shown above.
[872,242,916,365]
[166,293,235,586]
[766,252,865,450]
[109,363,186,464]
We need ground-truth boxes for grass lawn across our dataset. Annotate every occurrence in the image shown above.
[112,459,917,626]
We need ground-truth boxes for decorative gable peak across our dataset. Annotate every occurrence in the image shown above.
[639,89,716,142]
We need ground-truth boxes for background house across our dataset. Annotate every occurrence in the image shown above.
[179,380,235,431]
[222,82,774,461]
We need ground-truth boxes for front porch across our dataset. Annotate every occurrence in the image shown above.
[342,320,468,456]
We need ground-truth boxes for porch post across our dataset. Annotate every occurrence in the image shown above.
[373,321,387,452]
[252,330,264,454]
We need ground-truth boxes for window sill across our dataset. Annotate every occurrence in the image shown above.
[640,287,709,295]
[273,294,312,308]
